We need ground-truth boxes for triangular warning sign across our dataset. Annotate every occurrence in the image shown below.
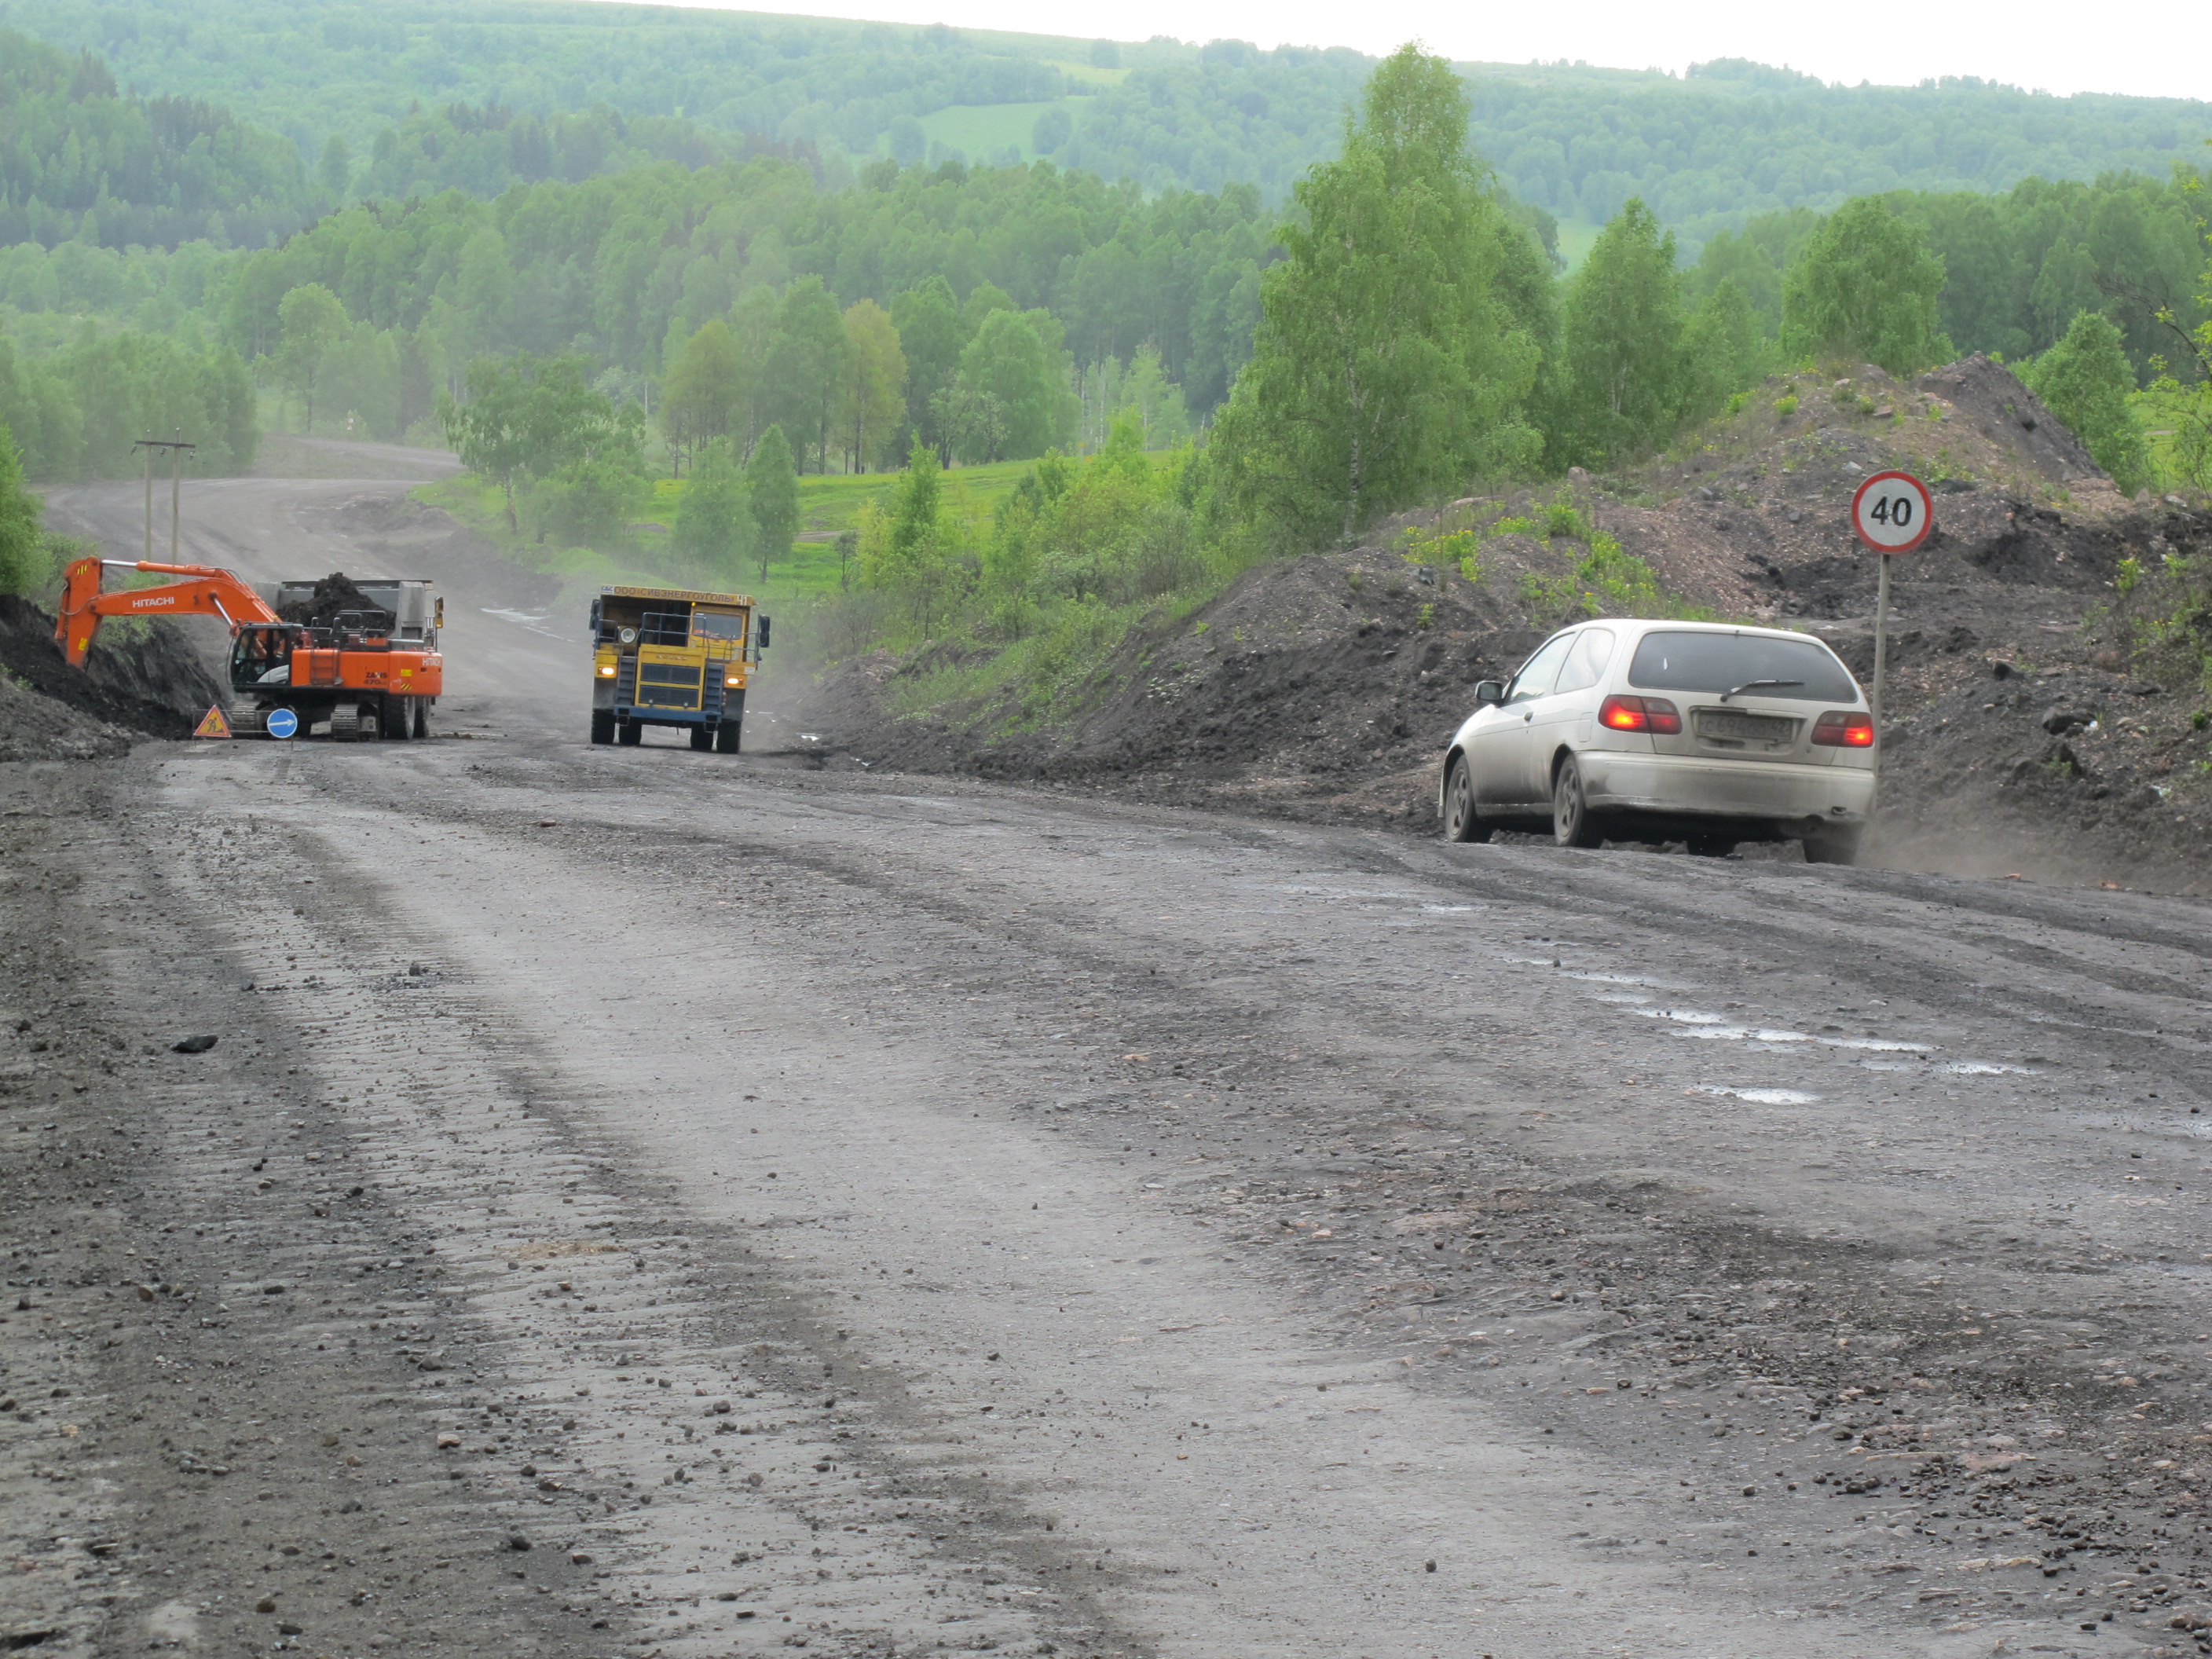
[192,705,233,739]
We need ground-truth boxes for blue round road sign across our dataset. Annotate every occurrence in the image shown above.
[266,707,299,740]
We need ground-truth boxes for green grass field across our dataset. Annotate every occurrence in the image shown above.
[1554,218,1604,273]
[907,97,1092,163]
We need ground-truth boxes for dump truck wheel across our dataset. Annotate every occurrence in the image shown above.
[382,697,412,741]
[412,700,430,740]
[591,710,615,745]
[617,720,643,746]
[715,718,741,755]
[690,726,713,752]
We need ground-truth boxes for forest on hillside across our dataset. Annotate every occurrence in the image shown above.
[5,0,2206,238]
[2,35,2208,734]
[0,28,313,249]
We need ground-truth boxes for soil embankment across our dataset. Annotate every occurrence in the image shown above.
[795,357,2212,891]
[0,595,227,761]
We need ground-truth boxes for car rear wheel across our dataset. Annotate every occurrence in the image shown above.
[1551,755,1606,849]
[1441,755,1490,843]
[1803,826,1862,866]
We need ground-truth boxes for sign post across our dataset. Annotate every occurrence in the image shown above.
[1849,471,1934,768]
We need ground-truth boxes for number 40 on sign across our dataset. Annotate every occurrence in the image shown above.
[1851,471,1934,553]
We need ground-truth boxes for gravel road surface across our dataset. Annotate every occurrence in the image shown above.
[5,465,2210,1659]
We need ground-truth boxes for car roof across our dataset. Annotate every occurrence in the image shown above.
[1564,618,1838,648]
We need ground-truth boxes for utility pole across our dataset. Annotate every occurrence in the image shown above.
[131,437,196,563]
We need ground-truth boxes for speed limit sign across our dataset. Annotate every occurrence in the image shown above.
[1851,471,1933,554]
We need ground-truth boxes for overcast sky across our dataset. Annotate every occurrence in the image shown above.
[624,0,2210,101]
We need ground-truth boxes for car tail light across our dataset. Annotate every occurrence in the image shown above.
[1598,694,1683,734]
[1812,711,1875,748]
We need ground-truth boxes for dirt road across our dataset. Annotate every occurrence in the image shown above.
[6,466,2210,1659]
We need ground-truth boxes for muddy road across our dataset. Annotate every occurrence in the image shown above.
[6,466,2212,1659]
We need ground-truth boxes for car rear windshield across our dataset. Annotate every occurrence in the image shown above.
[1627,631,1858,702]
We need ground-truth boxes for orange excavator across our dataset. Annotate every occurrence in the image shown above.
[57,556,444,740]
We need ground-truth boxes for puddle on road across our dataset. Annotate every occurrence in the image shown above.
[479,606,576,643]
[1692,1085,1823,1105]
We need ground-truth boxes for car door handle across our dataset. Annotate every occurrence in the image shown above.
[1522,711,1533,723]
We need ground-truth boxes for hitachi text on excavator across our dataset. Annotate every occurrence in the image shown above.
[55,557,444,740]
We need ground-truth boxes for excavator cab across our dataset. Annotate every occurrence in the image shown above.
[229,625,302,692]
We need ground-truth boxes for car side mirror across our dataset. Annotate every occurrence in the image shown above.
[1473,679,1506,707]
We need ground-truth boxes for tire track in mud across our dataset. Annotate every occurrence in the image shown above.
[162,740,2212,1654]
[110,790,1148,1659]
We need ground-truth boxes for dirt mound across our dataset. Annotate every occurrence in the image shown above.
[0,595,228,749]
[276,571,390,626]
[793,356,2212,885]
[0,671,133,763]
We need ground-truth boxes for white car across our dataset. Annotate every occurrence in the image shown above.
[1438,619,1876,862]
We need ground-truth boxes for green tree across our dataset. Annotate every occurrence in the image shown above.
[533,455,646,551]
[318,133,352,199]
[453,227,515,360]
[1676,278,1770,424]
[439,352,624,532]
[743,423,799,580]
[955,309,1068,461]
[0,336,84,482]
[766,276,849,473]
[840,299,907,473]
[673,439,756,582]
[276,283,346,431]
[874,438,958,632]
[1210,43,1540,542]
[891,276,966,463]
[2023,310,2151,495]
[0,419,45,596]
[1551,198,1686,467]
[661,319,746,474]
[1782,197,1951,375]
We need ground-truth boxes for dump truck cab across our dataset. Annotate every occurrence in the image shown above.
[588,584,768,753]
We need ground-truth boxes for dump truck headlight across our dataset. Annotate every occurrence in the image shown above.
[724,676,742,687]
[598,664,616,677]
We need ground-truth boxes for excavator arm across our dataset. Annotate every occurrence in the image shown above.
[55,557,283,666]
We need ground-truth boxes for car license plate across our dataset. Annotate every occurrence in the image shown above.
[1697,712,1796,742]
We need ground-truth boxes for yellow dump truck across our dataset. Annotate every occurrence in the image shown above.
[588,584,769,752]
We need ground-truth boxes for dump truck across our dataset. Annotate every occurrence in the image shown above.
[56,557,443,740]
[589,584,767,751]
